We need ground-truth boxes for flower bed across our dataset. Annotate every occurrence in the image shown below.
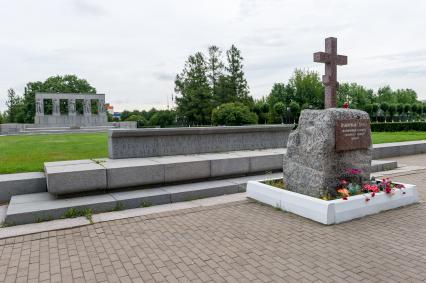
[246,179,419,225]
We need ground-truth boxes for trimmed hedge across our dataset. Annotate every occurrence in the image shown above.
[371,122,426,132]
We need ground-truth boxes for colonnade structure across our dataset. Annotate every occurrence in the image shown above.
[34,93,108,127]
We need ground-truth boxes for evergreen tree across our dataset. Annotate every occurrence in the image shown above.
[226,45,252,105]
[6,88,25,123]
[207,45,224,105]
[175,52,213,125]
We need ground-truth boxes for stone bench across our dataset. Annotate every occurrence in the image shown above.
[0,172,47,203]
[108,125,293,159]
[45,148,285,195]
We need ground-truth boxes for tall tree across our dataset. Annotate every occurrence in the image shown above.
[287,69,324,109]
[175,52,213,125]
[267,83,290,107]
[207,45,224,105]
[6,88,25,123]
[226,45,251,105]
[273,102,286,124]
[337,83,374,110]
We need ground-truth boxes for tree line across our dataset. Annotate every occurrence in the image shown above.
[2,46,425,127]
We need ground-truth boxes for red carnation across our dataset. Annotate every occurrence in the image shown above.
[343,102,349,109]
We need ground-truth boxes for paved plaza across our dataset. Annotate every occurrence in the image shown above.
[0,155,425,282]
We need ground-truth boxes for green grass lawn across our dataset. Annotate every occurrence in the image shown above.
[0,132,108,174]
[0,131,426,174]
[372,131,426,144]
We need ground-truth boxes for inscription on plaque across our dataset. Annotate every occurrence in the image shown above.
[335,119,371,151]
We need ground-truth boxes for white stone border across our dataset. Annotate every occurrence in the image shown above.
[246,181,419,225]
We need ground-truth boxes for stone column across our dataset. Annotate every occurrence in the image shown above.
[52,98,60,116]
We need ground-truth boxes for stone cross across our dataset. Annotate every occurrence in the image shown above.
[314,37,347,108]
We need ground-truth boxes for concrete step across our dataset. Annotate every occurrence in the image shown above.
[44,148,285,195]
[43,148,399,196]
[5,172,283,225]
[371,160,398,172]
[0,158,398,203]
[3,159,400,225]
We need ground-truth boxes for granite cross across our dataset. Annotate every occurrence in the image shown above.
[314,37,347,108]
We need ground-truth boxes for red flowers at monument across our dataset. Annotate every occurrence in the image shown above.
[343,102,349,109]
[335,169,406,201]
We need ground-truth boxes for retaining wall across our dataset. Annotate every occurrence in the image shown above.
[108,125,294,159]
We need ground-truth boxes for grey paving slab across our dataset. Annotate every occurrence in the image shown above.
[110,188,170,209]
[104,159,164,189]
[6,193,116,225]
[0,172,46,203]
[45,161,107,195]
[162,180,239,202]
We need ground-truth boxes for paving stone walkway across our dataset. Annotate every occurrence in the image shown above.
[0,156,426,282]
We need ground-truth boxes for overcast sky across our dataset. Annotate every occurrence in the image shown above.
[1,0,425,112]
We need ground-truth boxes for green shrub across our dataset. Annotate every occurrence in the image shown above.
[371,122,426,132]
[211,103,258,126]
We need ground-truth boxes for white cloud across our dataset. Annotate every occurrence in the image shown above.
[0,0,426,112]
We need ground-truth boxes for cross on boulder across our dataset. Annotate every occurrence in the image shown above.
[314,37,347,108]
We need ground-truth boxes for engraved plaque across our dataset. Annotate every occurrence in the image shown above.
[335,119,371,151]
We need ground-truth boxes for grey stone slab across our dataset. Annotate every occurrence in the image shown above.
[197,152,250,177]
[45,162,107,195]
[162,180,239,202]
[108,125,293,159]
[370,160,398,172]
[150,155,211,183]
[6,193,116,225]
[104,159,164,189]
[372,141,426,159]
[110,188,170,209]
[44,159,94,168]
[249,153,283,173]
[228,172,283,192]
[9,192,56,204]
[0,172,47,203]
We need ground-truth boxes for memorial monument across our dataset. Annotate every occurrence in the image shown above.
[283,37,372,198]
[34,93,108,127]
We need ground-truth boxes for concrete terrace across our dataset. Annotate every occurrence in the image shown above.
[0,154,425,282]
